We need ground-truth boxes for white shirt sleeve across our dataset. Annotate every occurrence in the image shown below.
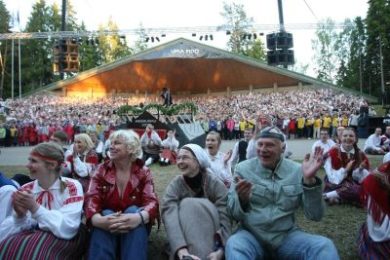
[0,214,38,243]
[367,197,390,242]
[384,152,390,163]
[229,142,240,166]
[68,156,90,177]
[324,157,347,185]
[246,139,257,160]
[364,135,379,151]
[0,185,17,225]
[32,180,84,240]
[352,168,369,183]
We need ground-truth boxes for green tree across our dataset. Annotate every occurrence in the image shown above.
[97,17,131,64]
[78,22,103,71]
[22,0,54,93]
[335,17,366,92]
[220,2,253,54]
[133,23,148,54]
[312,18,338,83]
[364,0,390,97]
[242,39,266,61]
[0,0,11,98]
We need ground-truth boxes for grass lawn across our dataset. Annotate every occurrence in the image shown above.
[0,156,383,260]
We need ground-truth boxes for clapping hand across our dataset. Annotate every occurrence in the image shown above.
[234,175,253,208]
[13,190,39,214]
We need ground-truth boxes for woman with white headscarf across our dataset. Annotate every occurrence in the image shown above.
[161,144,231,260]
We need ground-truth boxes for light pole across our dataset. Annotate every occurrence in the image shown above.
[379,35,385,106]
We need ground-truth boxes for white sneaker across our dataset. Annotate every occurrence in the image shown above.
[145,157,153,166]
[165,158,169,163]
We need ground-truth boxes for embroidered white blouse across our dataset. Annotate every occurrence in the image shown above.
[0,177,83,242]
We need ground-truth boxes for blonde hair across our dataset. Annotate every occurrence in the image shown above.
[74,133,95,151]
[109,130,142,161]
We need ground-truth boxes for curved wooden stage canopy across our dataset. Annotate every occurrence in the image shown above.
[39,38,365,99]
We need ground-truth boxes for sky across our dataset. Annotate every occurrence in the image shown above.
[5,0,369,76]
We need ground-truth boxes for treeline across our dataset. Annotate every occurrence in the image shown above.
[312,0,390,98]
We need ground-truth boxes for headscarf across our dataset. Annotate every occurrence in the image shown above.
[181,144,211,169]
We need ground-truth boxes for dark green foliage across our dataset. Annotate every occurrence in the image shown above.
[118,102,198,116]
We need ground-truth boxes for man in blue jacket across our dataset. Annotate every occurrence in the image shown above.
[226,126,339,260]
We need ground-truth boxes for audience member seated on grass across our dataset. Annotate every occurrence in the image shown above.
[358,159,390,258]
[159,130,179,166]
[140,124,162,166]
[0,172,17,225]
[88,131,105,163]
[162,144,232,260]
[0,142,87,259]
[323,127,370,205]
[65,133,99,192]
[225,127,339,260]
[364,127,386,155]
[311,128,336,155]
[205,131,233,188]
[84,130,159,260]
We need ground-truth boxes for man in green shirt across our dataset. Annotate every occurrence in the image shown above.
[226,126,339,259]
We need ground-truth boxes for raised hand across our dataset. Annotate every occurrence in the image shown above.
[224,149,232,164]
[302,146,324,184]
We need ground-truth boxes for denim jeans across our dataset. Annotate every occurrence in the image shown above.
[88,206,148,260]
[225,229,339,260]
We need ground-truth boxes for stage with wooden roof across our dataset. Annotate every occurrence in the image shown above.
[38,38,354,98]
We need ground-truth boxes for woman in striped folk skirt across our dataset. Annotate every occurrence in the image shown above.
[0,142,87,259]
[358,160,390,259]
[323,128,370,206]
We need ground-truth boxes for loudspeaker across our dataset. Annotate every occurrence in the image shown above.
[266,32,293,50]
[267,49,294,66]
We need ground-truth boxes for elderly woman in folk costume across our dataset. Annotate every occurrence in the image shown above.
[140,124,162,166]
[0,142,87,259]
[85,130,159,260]
[162,144,231,260]
[65,133,99,191]
[323,127,370,205]
[358,159,390,258]
[159,130,180,166]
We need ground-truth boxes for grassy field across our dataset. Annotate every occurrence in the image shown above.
[1,157,383,260]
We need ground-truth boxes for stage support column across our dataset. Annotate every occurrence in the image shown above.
[227,86,231,97]
[62,86,66,96]
[249,84,253,93]
[207,88,211,95]
[298,82,303,90]
[273,82,278,92]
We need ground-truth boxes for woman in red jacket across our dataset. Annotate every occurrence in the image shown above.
[84,129,159,260]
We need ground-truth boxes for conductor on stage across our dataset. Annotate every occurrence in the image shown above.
[161,87,172,106]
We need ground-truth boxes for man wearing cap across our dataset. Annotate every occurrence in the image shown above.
[226,126,339,259]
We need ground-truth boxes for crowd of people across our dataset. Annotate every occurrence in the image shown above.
[0,87,389,259]
[0,88,375,148]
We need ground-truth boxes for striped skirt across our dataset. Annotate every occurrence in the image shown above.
[323,176,362,206]
[0,226,89,260]
[357,223,390,260]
